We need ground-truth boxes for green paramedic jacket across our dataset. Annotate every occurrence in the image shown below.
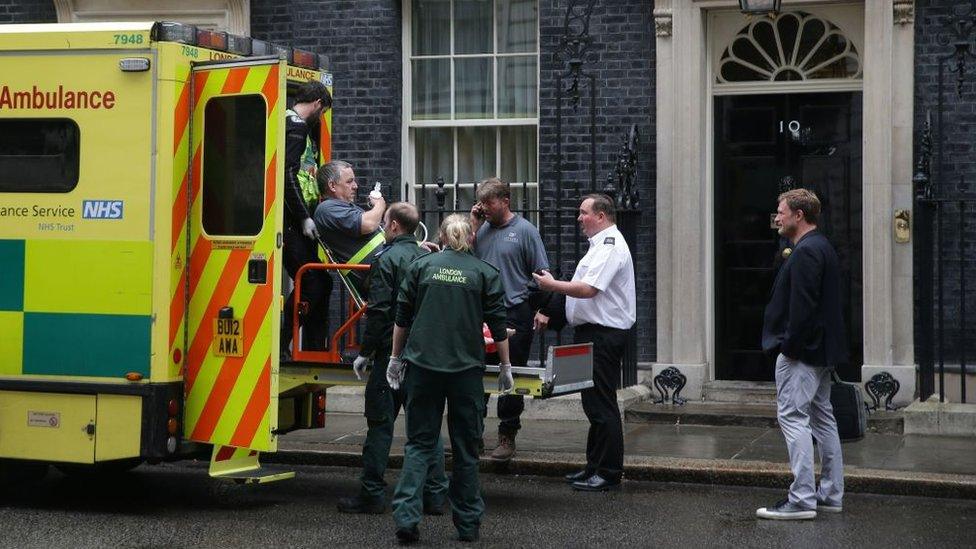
[359,234,428,359]
[395,249,508,373]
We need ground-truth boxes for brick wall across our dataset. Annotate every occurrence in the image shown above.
[251,0,403,188]
[538,0,656,362]
[914,0,976,364]
[0,0,56,23]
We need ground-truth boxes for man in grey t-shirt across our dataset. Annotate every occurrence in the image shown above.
[470,177,550,461]
[313,160,387,294]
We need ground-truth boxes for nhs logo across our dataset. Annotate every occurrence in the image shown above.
[82,200,124,219]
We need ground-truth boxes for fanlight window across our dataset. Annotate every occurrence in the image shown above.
[717,11,861,83]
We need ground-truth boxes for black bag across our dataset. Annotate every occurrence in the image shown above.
[830,370,866,442]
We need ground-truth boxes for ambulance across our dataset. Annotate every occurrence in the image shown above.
[0,21,594,485]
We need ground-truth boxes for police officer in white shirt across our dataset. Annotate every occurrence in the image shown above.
[533,193,635,492]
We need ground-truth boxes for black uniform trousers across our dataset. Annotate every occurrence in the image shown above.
[573,323,627,481]
[281,225,333,351]
[483,300,534,436]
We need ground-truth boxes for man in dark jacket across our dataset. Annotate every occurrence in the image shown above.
[336,202,448,515]
[280,80,332,357]
[757,188,846,521]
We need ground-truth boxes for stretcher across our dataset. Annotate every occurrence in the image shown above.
[284,262,595,400]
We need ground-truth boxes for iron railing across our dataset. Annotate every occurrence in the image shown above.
[914,1,976,404]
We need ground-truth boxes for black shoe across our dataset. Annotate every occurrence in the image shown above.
[336,495,385,514]
[564,469,593,484]
[395,526,420,545]
[423,499,447,516]
[571,474,621,492]
[458,530,480,543]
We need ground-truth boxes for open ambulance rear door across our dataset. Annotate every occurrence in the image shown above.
[181,56,288,482]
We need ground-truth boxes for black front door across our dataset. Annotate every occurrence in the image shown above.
[714,92,862,382]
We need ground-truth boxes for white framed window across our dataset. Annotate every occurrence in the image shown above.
[402,0,539,214]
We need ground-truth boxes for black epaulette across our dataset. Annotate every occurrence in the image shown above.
[603,236,615,245]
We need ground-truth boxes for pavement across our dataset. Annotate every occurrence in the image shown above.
[271,412,976,500]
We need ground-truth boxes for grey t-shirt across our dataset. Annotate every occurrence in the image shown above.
[313,198,383,289]
[474,214,549,308]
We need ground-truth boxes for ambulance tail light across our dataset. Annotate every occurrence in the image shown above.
[166,393,181,454]
[197,29,228,51]
[293,48,316,69]
[153,21,198,45]
[226,33,253,56]
[314,391,326,428]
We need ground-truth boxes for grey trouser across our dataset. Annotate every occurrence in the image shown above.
[775,354,844,509]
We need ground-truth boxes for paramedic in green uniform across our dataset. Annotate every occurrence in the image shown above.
[313,160,387,294]
[387,214,513,545]
[336,202,449,515]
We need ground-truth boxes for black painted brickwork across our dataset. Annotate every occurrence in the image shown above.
[251,0,404,189]
[538,0,656,362]
[914,0,976,364]
[0,0,56,23]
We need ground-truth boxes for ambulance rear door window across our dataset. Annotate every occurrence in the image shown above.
[202,94,265,236]
[0,119,80,193]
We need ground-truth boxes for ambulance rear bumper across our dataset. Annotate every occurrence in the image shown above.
[0,379,185,463]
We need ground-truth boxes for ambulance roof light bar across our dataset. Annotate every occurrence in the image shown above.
[226,33,252,56]
[251,38,273,56]
[152,21,197,45]
[196,29,228,51]
[275,45,294,64]
[293,48,316,69]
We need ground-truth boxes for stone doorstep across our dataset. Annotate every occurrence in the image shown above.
[625,401,906,435]
[265,447,976,501]
[323,384,655,421]
[903,399,976,437]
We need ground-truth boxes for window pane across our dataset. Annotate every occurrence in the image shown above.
[497,0,537,53]
[455,0,493,54]
[414,127,454,186]
[412,0,451,55]
[498,55,537,118]
[455,57,492,118]
[0,119,80,193]
[202,95,266,236]
[499,125,536,184]
[457,127,495,184]
[412,58,451,119]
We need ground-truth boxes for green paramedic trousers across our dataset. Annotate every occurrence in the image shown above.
[360,350,448,505]
[392,365,485,536]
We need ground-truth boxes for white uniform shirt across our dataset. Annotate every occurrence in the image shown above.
[565,224,636,330]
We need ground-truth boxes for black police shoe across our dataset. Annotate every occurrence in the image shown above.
[458,529,480,543]
[336,495,385,514]
[564,469,593,484]
[571,474,621,492]
[395,525,420,545]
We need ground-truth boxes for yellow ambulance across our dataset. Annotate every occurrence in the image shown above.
[0,21,337,482]
[0,21,594,485]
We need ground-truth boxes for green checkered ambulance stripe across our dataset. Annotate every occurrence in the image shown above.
[0,239,152,377]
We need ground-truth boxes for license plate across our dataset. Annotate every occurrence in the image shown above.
[212,318,243,357]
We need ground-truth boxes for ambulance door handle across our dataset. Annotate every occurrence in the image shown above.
[276,232,283,249]
[85,422,96,437]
